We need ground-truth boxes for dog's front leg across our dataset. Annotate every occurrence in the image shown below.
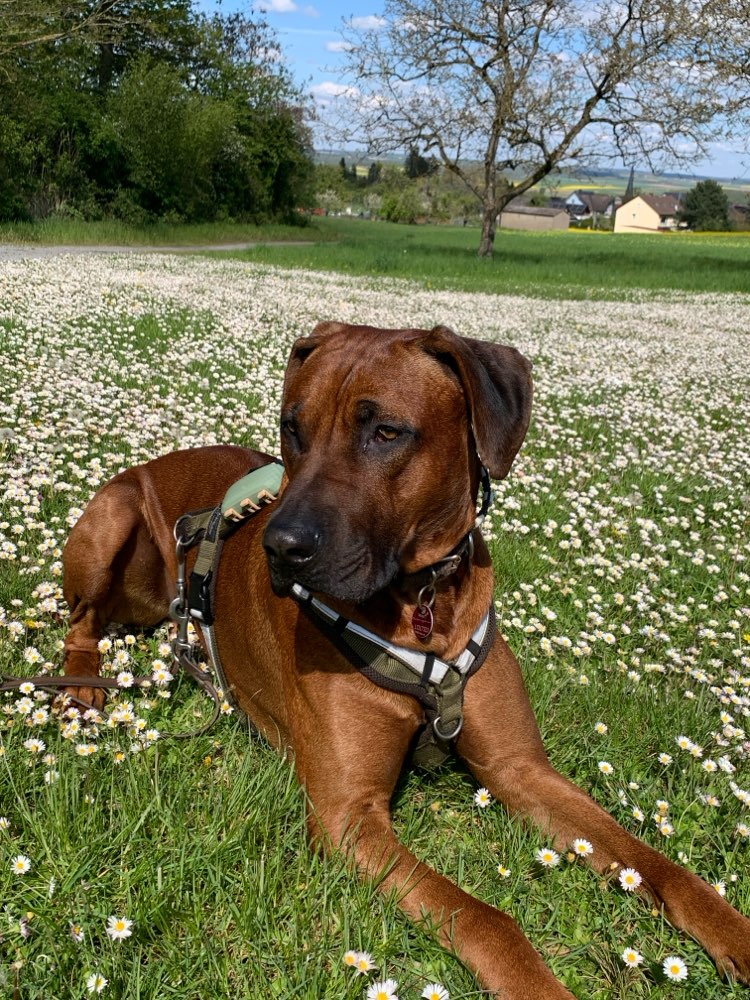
[294,676,575,1000]
[458,639,750,985]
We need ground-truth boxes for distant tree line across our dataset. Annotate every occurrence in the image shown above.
[314,147,468,224]
[0,1,314,223]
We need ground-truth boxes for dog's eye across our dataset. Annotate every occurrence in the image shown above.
[373,425,400,443]
[281,419,298,438]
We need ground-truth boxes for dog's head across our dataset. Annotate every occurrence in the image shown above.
[263,322,532,601]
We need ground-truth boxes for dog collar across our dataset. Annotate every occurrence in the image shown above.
[398,464,492,592]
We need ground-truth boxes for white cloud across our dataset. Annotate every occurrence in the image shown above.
[325,40,353,52]
[349,15,387,29]
[310,80,359,99]
[303,5,319,15]
[257,0,298,12]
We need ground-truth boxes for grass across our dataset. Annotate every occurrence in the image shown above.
[0,250,748,998]
[0,218,324,248]
[221,217,750,299]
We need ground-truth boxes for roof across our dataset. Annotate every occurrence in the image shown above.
[566,190,615,213]
[640,194,681,216]
[501,205,568,218]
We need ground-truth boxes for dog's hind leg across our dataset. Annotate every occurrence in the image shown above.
[62,476,172,707]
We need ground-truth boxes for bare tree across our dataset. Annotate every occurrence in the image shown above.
[335,0,730,256]
[0,1,128,57]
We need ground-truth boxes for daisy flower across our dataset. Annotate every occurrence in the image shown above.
[536,847,560,867]
[598,761,614,775]
[0,817,10,830]
[106,915,133,940]
[355,952,377,974]
[619,867,642,891]
[70,923,84,942]
[86,972,108,993]
[572,838,593,857]
[594,722,608,734]
[658,752,673,765]
[11,854,31,875]
[421,984,449,1000]
[662,955,688,981]
[474,787,492,808]
[712,881,727,896]
[367,980,399,1000]
[342,950,359,968]
[621,947,644,968]
[497,864,511,878]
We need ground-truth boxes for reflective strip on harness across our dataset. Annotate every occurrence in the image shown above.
[291,583,492,686]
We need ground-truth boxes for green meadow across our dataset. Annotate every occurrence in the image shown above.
[226,218,750,299]
[0,244,748,999]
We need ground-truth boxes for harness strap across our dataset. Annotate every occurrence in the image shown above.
[293,585,496,768]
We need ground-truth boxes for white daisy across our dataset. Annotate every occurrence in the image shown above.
[11,854,31,875]
[621,947,643,968]
[421,984,449,1000]
[662,955,688,981]
[474,787,492,808]
[367,979,399,1000]
[536,847,560,867]
[86,972,108,993]
[105,915,133,940]
[619,867,642,891]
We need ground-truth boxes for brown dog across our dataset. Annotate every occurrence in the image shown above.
[62,322,750,998]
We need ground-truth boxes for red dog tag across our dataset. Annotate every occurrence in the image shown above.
[412,605,434,641]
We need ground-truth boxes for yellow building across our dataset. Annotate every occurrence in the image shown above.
[614,194,681,233]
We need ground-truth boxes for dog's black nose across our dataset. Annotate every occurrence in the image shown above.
[263,522,321,567]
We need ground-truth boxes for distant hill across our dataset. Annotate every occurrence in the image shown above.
[314,149,750,199]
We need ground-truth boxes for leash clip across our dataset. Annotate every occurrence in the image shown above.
[169,534,193,658]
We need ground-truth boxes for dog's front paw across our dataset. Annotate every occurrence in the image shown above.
[705,909,750,985]
[58,684,107,714]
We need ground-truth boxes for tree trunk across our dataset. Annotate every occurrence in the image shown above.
[478,201,497,257]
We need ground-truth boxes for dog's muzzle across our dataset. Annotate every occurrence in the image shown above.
[263,520,322,593]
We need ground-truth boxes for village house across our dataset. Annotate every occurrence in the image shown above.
[498,201,570,231]
[614,194,682,233]
[564,190,618,220]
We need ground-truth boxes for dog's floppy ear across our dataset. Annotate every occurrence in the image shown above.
[282,322,350,399]
[421,325,533,479]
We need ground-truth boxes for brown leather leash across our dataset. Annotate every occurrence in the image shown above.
[0,659,223,740]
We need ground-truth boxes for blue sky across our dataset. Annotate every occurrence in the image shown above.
[204,1,748,181]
